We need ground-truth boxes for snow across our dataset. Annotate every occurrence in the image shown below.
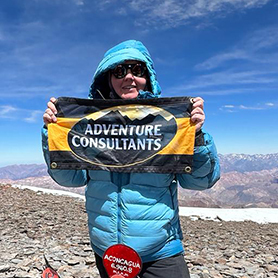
[11,184,278,224]
[12,184,85,201]
[179,207,278,224]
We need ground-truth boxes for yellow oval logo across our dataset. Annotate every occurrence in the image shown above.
[67,104,177,168]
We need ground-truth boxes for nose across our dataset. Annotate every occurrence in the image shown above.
[124,69,135,79]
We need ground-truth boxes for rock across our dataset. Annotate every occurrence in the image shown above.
[265,264,278,273]
[226,262,243,269]
[190,257,207,266]
[66,259,80,266]
[215,257,227,265]
[85,257,95,265]
[10,259,23,264]
[4,253,18,261]
[1,185,277,278]
[190,274,200,278]
[265,255,275,263]
[268,274,278,278]
[0,265,11,272]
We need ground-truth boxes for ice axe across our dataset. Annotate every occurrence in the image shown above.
[41,255,60,278]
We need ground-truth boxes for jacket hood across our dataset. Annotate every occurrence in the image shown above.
[89,40,161,99]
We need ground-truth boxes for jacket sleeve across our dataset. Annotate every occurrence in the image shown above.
[176,130,220,190]
[42,126,87,187]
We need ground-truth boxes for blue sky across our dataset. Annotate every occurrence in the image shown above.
[0,0,277,167]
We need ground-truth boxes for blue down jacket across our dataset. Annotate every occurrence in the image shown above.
[42,40,220,263]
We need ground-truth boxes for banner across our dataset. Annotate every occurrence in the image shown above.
[48,97,196,173]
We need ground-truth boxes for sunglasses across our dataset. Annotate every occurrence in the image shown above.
[112,63,147,79]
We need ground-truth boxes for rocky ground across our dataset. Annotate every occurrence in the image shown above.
[0,184,277,278]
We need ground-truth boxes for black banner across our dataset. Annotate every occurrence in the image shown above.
[48,97,196,173]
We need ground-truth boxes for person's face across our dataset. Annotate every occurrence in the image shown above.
[111,60,147,99]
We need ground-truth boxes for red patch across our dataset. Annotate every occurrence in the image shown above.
[103,244,142,278]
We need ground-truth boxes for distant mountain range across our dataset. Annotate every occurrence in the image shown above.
[218,153,278,173]
[0,164,47,180]
[178,167,278,208]
[1,153,278,208]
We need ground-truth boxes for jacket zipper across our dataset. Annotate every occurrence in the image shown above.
[117,172,122,243]
[111,172,130,244]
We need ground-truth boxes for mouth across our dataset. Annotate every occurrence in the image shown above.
[122,85,136,90]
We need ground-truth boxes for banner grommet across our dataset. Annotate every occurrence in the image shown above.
[184,166,191,173]
[51,162,57,169]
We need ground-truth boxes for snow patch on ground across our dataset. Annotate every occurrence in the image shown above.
[179,207,278,224]
[12,184,85,201]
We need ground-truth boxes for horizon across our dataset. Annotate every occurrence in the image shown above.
[0,152,278,168]
[0,0,277,166]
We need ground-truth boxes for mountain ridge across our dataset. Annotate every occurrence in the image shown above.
[1,152,278,179]
[1,153,277,208]
[219,153,278,173]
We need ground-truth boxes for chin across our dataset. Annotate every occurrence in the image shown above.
[120,91,139,99]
